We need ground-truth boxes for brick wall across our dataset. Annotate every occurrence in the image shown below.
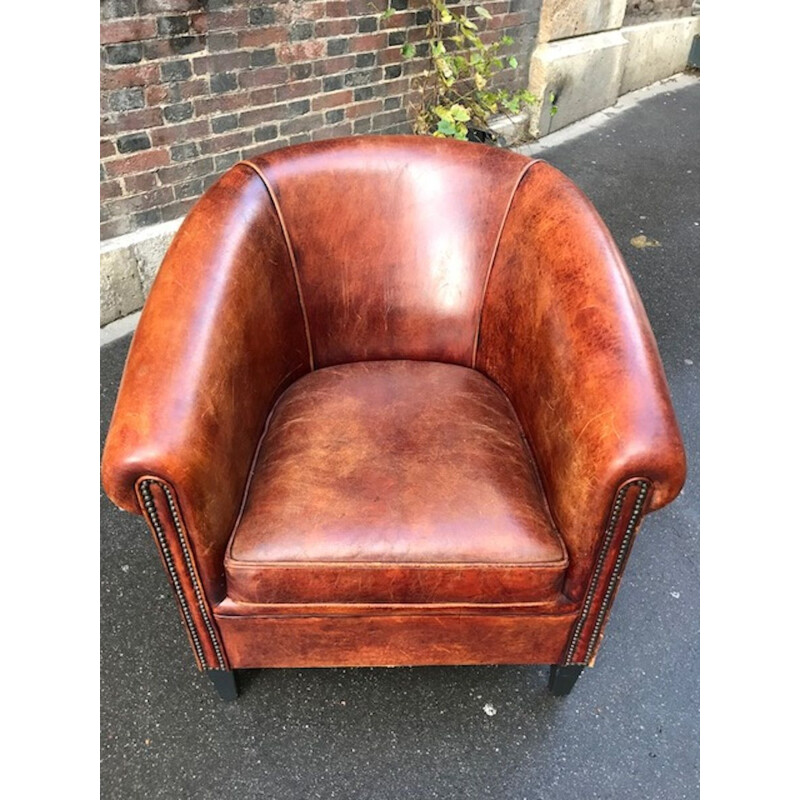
[100,0,537,241]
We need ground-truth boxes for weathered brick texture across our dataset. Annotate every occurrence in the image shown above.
[100,0,537,240]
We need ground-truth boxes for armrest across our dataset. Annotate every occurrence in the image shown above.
[477,161,686,599]
[101,163,311,602]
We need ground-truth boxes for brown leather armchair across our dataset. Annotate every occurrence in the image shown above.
[102,136,685,700]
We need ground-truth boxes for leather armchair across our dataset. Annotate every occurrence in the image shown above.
[102,136,685,700]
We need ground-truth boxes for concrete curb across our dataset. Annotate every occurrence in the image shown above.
[516,73,699,157]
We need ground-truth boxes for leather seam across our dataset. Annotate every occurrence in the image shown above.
[225,559,569,569]
[471,158,540,368]
[562,479,650,666]
[213,610,580,620]
[137,478,227,670]
[238,159,315,371]
[214,601,576,612]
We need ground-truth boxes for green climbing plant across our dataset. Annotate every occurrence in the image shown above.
[383,1,536,141]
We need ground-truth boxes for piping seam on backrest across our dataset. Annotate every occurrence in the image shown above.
[238,160,315,371]
[471,158,540,368]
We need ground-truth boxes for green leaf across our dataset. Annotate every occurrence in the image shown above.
[501,35,514,46]
[450,103,470,122]
[380,7,396,20]
[434,56,453,80]
[508,56,518,69]
[441,9,452,23]
[401,43,416,59]
[475,6,492,19]
[437,118,458,136]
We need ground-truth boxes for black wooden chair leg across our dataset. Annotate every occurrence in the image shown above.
[207,669,238,701]
[548,665,584,696]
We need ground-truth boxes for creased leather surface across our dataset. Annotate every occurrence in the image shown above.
[215,612,578,668]
[226,360,567,604]
[477,161,686,598]
[247,136,532,368]
[101,164,310,601]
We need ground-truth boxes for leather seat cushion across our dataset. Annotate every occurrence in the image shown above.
[225,361,568,604]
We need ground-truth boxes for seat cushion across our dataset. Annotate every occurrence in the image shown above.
[225,361,568,604]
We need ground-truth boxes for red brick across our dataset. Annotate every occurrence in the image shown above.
[150,119,209,146]
[100,139,116,158]
[378,47,404,66]
[101,18,157,44]
[169,79,208,101]
[311,89,354,111]
[314,18,358,37]
[314,55,355,76]
[146,85,171,106]
[275,78,322,102]
[189,12,208,34]
[350,33,388,53]
[124,172,159,193]
[301,2,328,20]
[347,0,373,14]
[198,130,253,155]
[101,64,160,90]
[380,11,416,29]
[100,108,164,136]
[326,1,350,16]
[194,92,254,116]
[248,87,278,107]
[207,10,249,30]
[238,28,286,48]
[272,2,294,24]
[239,106,287,128]
[157,157,215,185]
[277,40,325,64]
[101,180,123,201]
[346,98,382,119]
[238,66,289,89]
[372,77,410,97]
[105,148,170,178]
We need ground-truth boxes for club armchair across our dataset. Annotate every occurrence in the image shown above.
[102,136,686,700]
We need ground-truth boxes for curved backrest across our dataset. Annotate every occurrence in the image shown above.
[242,136,533,369]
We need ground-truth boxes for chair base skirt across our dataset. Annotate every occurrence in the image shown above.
[214,610,579,669]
